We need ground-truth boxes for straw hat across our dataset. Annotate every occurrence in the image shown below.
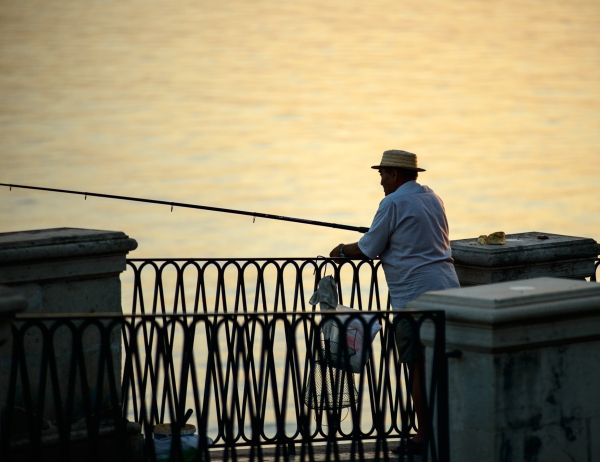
[371,150,426,172]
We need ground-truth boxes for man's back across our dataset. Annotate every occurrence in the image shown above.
[358,180,459,309]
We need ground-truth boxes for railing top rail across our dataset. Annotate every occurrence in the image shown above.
[14,310,444,320]
[126,257,380,261]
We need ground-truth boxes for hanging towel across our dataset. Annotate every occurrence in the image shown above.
[308,275,338,311]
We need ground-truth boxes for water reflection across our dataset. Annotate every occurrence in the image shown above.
[1,0,599,257]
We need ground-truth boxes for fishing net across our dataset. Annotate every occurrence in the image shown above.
[302,340,359,411]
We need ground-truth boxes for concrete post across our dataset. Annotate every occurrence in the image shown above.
[451,232,599,287]
[0,286,27,348]
[0,228,137,422]
[409,277,600,462]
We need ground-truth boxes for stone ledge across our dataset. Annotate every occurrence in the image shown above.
[409,277,600,351]
[0,228,138,285]
[409,278,600,318]
[0,228,137,264]
[451,231,599,267]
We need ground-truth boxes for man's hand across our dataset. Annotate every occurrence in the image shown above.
[329,242,368,259]
[330,243,345,258]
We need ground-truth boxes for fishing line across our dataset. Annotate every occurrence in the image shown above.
[1,183,369,233]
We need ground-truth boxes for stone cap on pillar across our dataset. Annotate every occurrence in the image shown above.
[450,231,600,285]
[451,232,599,267]
[408,277,600,353]
[0,228,138,285]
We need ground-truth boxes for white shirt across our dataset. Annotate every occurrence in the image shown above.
[358,180,460,309]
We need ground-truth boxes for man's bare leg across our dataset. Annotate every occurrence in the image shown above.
[392,357,427,455]
[411,357,427,444]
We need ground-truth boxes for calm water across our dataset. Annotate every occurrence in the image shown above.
[1,0,599,258]
[2,0,599,439]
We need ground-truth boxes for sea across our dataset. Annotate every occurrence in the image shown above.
[1,0,599,439]
[1,0,599,260]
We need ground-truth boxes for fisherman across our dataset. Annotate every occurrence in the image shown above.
[329,149,460,456]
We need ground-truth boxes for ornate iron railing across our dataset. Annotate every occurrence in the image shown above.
[2,311,448,462]
[1,258,450,461]
[122,258,392,316]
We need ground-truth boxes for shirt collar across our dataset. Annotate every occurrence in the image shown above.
[391,180,421,197]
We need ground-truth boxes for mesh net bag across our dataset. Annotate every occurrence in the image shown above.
[302,341,359,411]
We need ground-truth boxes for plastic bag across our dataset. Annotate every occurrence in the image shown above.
[322,304,381,373]
[309,276,381,373]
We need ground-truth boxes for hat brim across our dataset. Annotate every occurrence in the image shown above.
[371,165,426,172]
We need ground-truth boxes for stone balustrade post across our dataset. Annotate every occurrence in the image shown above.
[0,228,137,423]
[410,277,600,461]
[451,232,599,287]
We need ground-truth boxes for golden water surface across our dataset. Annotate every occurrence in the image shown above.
[1,0,599,257]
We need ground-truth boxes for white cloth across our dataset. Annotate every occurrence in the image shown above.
[358,180,460,309]
[308,275,338,312]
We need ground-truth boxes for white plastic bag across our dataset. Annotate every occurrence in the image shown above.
[322,304,381,373]
[309,276,381,373]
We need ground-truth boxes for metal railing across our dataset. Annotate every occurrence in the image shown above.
[1,258,450,461]
[123,258,393,316]
[2,312,448,462]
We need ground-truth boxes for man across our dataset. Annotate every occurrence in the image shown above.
[329,149,460,455]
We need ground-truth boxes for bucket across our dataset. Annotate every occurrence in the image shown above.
[153,423,206,462]
[153,423,196,440]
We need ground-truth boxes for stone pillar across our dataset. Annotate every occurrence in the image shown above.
[0,286,27,348]
[0,228,137,422]
[409,277,600,462]
[451,231,599,287]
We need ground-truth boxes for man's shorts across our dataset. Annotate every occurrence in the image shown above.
[394,315,425,364]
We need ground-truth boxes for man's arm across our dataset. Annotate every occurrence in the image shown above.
[329,242,368,259]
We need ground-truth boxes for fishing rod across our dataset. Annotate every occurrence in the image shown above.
[1,183,369,234]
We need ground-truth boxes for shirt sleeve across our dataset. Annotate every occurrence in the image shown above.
[358,198,393,259]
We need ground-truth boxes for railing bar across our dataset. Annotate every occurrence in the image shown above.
[156,273,170,423]
[161,264,182,421]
